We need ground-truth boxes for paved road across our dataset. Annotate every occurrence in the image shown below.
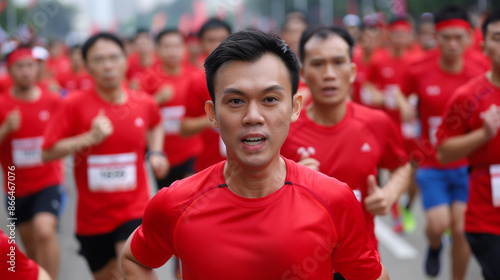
[1,160,483,280]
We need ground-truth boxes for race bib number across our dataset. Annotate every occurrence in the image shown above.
[12,137,43,167]
[428,116,442,146]
[87,153,137,192]
[490,164,500,207]
[161,106,185,135]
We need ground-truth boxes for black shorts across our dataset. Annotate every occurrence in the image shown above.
[5,185,66,224]
[466,232,500,280]
[155,157,195,190]
[76,219,142,272]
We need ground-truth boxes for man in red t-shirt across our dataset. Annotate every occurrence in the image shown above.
[41,33,169,280]
[0,229,52,280]
[281,26,410,279]
[398,6,485,279]
[121,30,389,280]
[180,19,231,172]
[139,29,202,192]
[0,48,64,280]
[126,29,158,88]
[57,45,93,94]
[436,10,500,279]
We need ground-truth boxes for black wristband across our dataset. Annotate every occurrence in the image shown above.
[146,150,166,159]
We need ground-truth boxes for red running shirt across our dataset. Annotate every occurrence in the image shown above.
[42,88,161,235]
[437,74,500,235]
[0,89,63,197]
[400,59,484,168]
[0,230,39,280]
[131,158,382,280]
[139,64,203,166]
[281,102,408,248]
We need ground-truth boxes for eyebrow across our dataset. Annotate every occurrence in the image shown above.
[309,55,347,61]
[222,84,286,96]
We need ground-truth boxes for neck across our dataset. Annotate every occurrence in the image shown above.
[224,155,286,198]
[161,62,181,75]
[440,56,463,73]
[307,98,347,126]
[12,85,39,101]
[363,50,372,63]
[140,52,152,66]
[96,85,125,104]
[391,46,404,57]
[72,64,82,73]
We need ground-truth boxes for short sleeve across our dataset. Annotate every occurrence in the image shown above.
[436,89,469,145]
[42,97,77,150]
[330,184,382,280]
[379,114,408,170]
[145,95,161,129]
[130,187,177,268]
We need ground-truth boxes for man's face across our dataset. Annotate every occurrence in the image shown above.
[281,20,308,55]
[70,48,84,69]
[359,28,381,53]
[483,20,500,69]
[206,54,302,168]
[135,33,154,55]
[302,35,356,107]
[418,22,436,50]
[200,27,230,55]
[436,27,471,61]
[9,58,37,90]
[85,39,126,90]
[157,33,185,67]
[389,29,413,49]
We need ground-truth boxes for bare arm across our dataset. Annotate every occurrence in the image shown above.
[376,264,390,280]
[146,123,169,179]
[365,163,412,216]
[180,116,210,137]
[0,109,21,144]
[121,231,158,280]
[395,90,417,123]
[146,123,164,152]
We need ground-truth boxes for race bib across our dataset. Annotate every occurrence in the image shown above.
[384,84,398,109]
[12,137,43,167]
[87,153,137,192]
[490,164,500,207]
[401,119,421,139]
[360,85,373,106]
[161,106,185,135]
[428,116,442,146]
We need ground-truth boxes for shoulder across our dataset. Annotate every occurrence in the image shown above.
[350,102,392,127]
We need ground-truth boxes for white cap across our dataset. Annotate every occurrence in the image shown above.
[32,46,49,61]
[343,14,361,27]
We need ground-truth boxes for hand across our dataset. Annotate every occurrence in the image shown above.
[482,104,500,140]
[149,154,169,179]
[364,175,393,216]
[400,103,417,123]
[297,151,320,171]
[2,108,21,133]
[155,85,174,104]
[88,109,113,145]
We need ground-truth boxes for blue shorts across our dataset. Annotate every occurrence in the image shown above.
[415,167,469,210]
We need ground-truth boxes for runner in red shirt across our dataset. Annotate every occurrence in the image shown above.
[57,45,93,94]
[0,229,52,280]
[41,33,169,280]
[436,10,500,279]
[398,6,485,279]
[126,29,158,89]
[32,46,61,95]
[0,47,64,280]
[139,29,202,192]
[46,40,70,78]
[180,19,231,172]
[281,26,410,277]
[121,30,389,280]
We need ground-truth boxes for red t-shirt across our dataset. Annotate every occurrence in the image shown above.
[399,59,484,168]
[139,65,203,166]
[184,70,226,172]
[126,52,159,81]
[42,88,161,235]
[0,230,39,280]
[281,102,408,248]
[131,158,382,280]
[366,49,415,125]
[436,74,500,235]
[46,55,71,78]
[0,89,63,197]
[0,75,13,93]
[57,69,94,91]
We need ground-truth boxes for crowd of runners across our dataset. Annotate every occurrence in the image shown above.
[0,4,499,280]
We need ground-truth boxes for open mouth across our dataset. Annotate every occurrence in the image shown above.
[322,87,339,96]
[241,137,266,146]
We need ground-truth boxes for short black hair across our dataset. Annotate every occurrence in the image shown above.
[299,25,355,63]
[156,29,183,45]
[69,44,81,55]
[204,30,300,103]
[198,18,232,39]
[434,5,470,25]
[134,28,151,40]
[81,32,126,61]
[482,9,500,38]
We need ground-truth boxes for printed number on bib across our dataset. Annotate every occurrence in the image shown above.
[12,137,43,167]
[161,106,185,134]
[490,164,500,207]
[87,153,137,192]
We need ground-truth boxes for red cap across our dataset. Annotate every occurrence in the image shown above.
[388,20,412,32]
[435,19,470,32]
[6,48,34,68]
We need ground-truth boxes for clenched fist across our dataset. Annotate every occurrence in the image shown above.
[88,109,113,145]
